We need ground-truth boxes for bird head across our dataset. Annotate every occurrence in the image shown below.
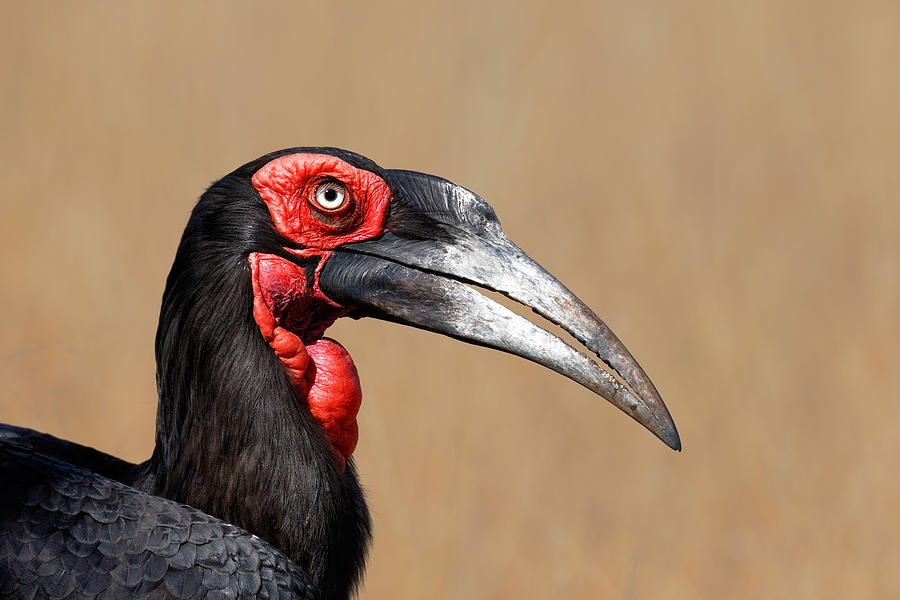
[158,146,679,476]
[224,147,680,452]
[149,146,678,600]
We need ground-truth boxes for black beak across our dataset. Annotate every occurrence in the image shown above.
[319,170,680,451]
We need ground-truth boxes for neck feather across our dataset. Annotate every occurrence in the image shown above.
[148,181,371,600]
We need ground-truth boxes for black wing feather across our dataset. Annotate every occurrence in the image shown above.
[0,425,139,485]
[0,440,319,599]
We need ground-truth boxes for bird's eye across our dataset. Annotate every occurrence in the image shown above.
[313,181,348,211]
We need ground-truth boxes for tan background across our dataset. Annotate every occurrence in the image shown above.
[1,2,898,598]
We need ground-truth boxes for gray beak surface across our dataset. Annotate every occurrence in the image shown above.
[319,170,680,451]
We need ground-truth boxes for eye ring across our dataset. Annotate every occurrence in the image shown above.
[312,180,348,211]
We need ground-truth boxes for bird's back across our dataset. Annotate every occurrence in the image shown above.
[0,425,140,486]
[0,434,319,599]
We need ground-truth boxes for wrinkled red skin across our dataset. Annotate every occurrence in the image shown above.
[249,154,392,470]
[305,339,362,466]
[252,153,391,249]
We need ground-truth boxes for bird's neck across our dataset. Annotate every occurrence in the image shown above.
[249,251,362,470]
[148,240,370,600]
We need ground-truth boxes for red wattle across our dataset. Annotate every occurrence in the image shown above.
[306,339,362,470]
[250,254,311,390]
[250,252,361,471]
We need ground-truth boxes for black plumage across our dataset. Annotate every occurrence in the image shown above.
[0,147,679,599]
[1,149,375,600]
[0,436,317,599]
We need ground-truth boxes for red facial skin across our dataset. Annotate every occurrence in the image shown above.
[249,153,392,470]
[252,153,391,249]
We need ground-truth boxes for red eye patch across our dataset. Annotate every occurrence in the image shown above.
[252,153,392,249]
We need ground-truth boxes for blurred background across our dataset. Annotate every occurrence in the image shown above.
[1,2,898,598]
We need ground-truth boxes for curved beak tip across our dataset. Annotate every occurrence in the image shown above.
[645,400,680,451]
[631,396,681,451]
[662,427,682,452]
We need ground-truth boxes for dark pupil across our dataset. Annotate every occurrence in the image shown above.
[323,188,339,202]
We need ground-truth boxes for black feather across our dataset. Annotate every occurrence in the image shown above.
[1,148,379,600]
[0,440,318,599]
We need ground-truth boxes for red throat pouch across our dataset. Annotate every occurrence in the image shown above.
[250,252,361,471]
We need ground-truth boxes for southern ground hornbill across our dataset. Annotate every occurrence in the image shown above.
[0,148,680,599]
